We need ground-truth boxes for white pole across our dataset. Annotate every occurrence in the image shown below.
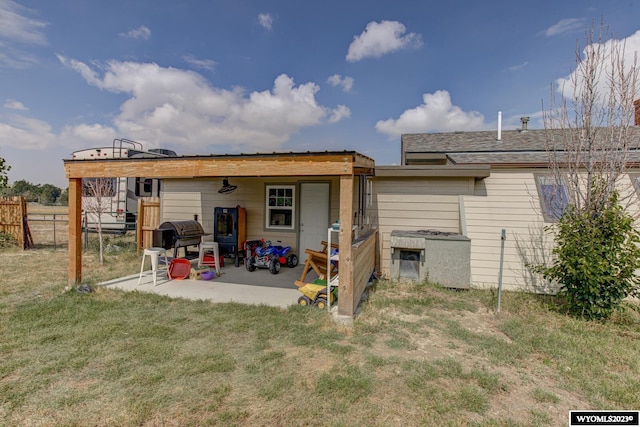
[497,111,502,141]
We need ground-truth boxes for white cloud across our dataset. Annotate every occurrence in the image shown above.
[54,57,347,152]
[258,13,274,31]
[0,0,48,45]
[4,99,28,110]
[183,55,216,72]
[508,61,528,72]
[329,105,351,123]
[346,20,422,62]
[59,123,117,145]
[327,74,354,92]
[56,54,103,87]
[375,90,485,137]
[544,18,585,37]
[0,49,38,68]
[119,25,151,40]
[556,29,640,105]
[0,114,55,149]
[0,0,47,68]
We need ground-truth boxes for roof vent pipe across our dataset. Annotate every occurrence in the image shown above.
[520,116,529,131]
[497,111,502,141]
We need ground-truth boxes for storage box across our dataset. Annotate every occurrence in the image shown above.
[202,254,224,268]
[189,266,212,280]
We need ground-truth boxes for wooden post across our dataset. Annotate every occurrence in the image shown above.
[68,178,82,286]
[136,198,144,253]
[337,174,354,317]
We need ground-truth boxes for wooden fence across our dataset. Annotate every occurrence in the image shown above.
[136,197,161,252]
[0,196,31,249]
[347,229,378,314]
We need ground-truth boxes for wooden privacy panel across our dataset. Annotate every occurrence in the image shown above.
[137,197,161,252]
[0,196,29,249]
[349,230,377,314]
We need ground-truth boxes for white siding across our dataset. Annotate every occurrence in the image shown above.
[161,177,339,254]
[373,177,473,276]
[462,170,556,292]
[462,170,640,292]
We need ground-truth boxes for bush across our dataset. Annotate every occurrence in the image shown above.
[539,193,640,320]
[0,232,17,249]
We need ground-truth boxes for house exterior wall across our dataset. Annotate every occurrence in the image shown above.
[461,169,553,292]
[160,176,341,254]
[159,170,640,294]
[372,177,474,277]
[373,169,640,293]
[464,170,640,292]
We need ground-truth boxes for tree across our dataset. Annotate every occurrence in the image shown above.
[58,188,69,205]
[539,20,640,320]
[544,19,639,211]
[9,180,39,201]
[39,184,62,205]
[0,153,10,189]
[3,180,63,204]
[82,178,115,264]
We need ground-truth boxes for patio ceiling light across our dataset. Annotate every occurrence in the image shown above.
[218,177,237,194]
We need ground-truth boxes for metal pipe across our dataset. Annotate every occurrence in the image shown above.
[497,229,506,312]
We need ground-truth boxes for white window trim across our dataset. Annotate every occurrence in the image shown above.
[265,184,296,230]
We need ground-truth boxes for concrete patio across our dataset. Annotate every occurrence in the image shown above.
[99,258,318,309]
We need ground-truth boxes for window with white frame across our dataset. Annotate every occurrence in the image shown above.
[266,185,295,229]
[535,174,570,222]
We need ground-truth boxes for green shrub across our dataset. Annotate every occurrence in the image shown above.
[0,232,17,249]
[539,192,640,320]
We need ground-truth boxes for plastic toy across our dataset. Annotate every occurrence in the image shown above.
[271,242,298,268]
[245,239,298,274]
[168,258,191,280]
[297,280,337,309]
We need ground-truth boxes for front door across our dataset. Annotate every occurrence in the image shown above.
[299,182,330,253]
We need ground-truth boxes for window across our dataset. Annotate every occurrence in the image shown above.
[535,174,569,222]
[266,185,295,229]
[135,177,154,197]
[629,174,640,197]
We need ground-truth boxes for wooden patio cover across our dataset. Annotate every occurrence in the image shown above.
[64,151,375,317]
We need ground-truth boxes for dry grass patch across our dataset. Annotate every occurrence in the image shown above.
[1,246,639,426]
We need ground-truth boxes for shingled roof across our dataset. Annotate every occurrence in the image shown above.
[402,127,640,166]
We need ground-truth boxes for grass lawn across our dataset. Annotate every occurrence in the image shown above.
[1,238,639,426]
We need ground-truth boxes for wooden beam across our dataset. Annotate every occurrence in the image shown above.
[64,153,375,180]
[68,178,82,286]
[337,175,354,317]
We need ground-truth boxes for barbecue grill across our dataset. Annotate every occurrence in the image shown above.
[154,220,210,258]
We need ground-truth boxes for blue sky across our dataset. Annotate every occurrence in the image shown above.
[1,0,639,188]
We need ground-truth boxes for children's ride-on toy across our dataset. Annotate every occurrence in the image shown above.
[245,239,279,274]
[271,242,298,268]
[297,280,337,309]
[244,239,298,274]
